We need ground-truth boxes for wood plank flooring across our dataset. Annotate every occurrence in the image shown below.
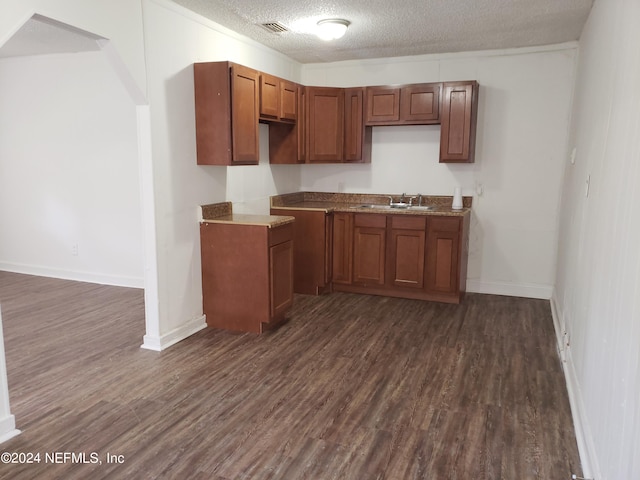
[0,271,582,479]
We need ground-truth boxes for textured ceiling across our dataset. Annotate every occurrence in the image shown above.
[171,0,594,63]
[0,1,594,62]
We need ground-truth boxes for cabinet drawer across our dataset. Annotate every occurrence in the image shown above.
[391,215,426,230]
[429,217,461,232]
[354,213,386,228]
[269,223,293,246]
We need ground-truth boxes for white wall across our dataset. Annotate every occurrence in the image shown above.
[0,51,144,287]
[0,0,147,92]
[0,306,19,444]
[301,47,577,298]
[553,0,640,477]
[140,0,301,344]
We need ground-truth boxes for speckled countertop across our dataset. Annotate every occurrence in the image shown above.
[270,192,472,217]
[201,202,295,228]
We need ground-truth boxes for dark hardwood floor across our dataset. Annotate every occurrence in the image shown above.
[0,271,582,479]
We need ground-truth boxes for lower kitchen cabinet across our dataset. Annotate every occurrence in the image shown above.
[389,215,426,289]
[425,216,466,297]
[200,221,293,333]
[332,212,469,303]
[353,214,386,286]
[332,212,353,285]
[270,208,332,295]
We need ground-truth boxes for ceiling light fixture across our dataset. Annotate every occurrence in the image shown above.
[316,19,350,41]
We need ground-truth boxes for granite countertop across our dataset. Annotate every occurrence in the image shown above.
[270,192,472,217]
[201,202,295,228]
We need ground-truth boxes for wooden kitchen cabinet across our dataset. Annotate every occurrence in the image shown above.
[270,208,332,295]
[307,87,345,163]
[194,60,478,166]
[400,84,441,124]
[440,81,479,163]
[425,216,469,301]
[344,88,372,163]
[200,221,293,333]
[389,215,426,289]
[366,86,400,124]
[365,83,441,125]
[330,209,469,303]
[353,214,387,286]
[268,85,307,164]
[260,73,297,122]
[332,212,353,285]
[297,86,307,162]
[194,61,260,165]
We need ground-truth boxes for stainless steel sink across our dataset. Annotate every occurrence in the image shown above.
[407,205,434,211]
[350,204,392,209]
[349,204,434,211]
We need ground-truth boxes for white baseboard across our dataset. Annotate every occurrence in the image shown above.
[140,314,207,351]
[0,262,144,289]
[0,415,19,445]
[466,279,553,299]
[550,294,601,479]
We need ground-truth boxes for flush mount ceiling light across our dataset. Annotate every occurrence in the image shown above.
[316,19,350,41]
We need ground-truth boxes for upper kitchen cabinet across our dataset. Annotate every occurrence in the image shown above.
[307,87,345,163]
[439,81,479,163]
[269,86,305,164]
[365,83,441,125]
[344,88,372,163]
[259,73,297,123]
[194,61,260,165]
[365,86,400,124]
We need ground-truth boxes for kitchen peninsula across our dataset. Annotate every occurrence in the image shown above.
[200,202,295,333]
[270,192,471,304]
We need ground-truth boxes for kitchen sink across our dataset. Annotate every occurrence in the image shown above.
[350,204,392,209]
[349,204,434,211]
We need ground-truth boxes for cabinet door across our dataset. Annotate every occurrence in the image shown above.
[400,84,441,124]
[269,239,293,320]
[365,86,400,124]
[307,87,344,163]
[390,216,426,289]
[440,81,478,163]
[332,212,353,284]
[425,217,461,294]
[260,73,279,119]
[273,209,329,295]
[280,80,298,122]
[231,64,260,164]
[297,86,307,162]
[344,87,369,163]
[353,214,386,286]
[194,62,233,165]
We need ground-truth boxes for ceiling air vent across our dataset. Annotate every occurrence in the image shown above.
[260,22,289,34]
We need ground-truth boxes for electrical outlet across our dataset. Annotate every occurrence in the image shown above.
[71,243,79,256]
[338,181,345,193]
